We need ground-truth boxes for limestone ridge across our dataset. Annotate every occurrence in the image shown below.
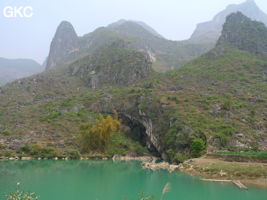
[45,19,213,72]
[190,0,267,42]
[217,12,267,58]
[45,20,157,71]
[46,21,79,70]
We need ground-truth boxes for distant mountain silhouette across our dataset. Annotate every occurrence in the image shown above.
[0,58,43,86]
[190,0,267,42]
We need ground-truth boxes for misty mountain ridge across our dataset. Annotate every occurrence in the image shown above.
[45,18,213,72]
[190,0,267,42]
[0,58,43,86]
[45,0,267,73]
[108,19,164,38]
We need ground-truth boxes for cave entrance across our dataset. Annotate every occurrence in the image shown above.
[120,114,160,157]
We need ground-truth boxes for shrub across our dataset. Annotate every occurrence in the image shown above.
[164,125,192,150]
[218,124,235,136]
[167,96,179,103]
[221,99,233,111]
[214,133,228,147]
[191,138,206,158]
[2,130,11,136]
[167,149,188,163]
[214,124,236,147]
[78,114,121,153]
[40,110,61,122]
[20,145,31,153]
[65,150,80,159]
[20,145,58,159]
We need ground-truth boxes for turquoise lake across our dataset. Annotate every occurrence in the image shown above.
[0,160,267,200]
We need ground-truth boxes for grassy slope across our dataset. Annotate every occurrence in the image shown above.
[163,46,267,151]
[0,45,266,159]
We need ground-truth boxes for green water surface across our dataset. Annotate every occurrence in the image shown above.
[0,160,266,200]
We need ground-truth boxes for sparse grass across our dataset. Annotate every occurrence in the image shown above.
[182,158,267,181]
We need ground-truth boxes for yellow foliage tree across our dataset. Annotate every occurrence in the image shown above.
[79,114,121,153]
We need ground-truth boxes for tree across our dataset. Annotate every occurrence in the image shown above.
[79,114,121,153]
[191,138,206,158]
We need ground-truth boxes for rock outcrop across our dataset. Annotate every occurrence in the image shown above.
[46,21,79,70]
[69,46,152,88]
[217,12,267,58]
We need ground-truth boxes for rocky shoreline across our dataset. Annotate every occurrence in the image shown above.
[0,155,160,162]
[0,155,181,172]
[142,161,180,172]
[112,155,158,162]
[0,156,72,161]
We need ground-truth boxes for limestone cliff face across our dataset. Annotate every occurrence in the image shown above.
[217,12,267,58]
[46,21,79,70]
[190,0,267,42]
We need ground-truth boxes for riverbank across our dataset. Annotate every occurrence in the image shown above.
[0,155,159,162]
[2,154,267,189]
[179,157,267,189]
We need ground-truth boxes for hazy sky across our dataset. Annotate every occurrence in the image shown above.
[1,0,267,64]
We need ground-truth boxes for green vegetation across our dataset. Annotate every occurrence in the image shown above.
[40,110,61,122]
[1,45,266,161]
[191,138,206,158]
[217,12,267,59]
[69,46,152,88]
[214,124,236,147]
[78,114,147,157]
[2,129,11,136]
[19,145,58,159]
[107,132,148,156]
[78,114,121,153]
[0,12,267,163]
[166,149,189,163]
[18,145,81,159]
[198,162,267,178]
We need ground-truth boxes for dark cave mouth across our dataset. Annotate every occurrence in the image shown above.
[120,115,160,157]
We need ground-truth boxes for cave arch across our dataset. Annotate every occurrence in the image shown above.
[119,113,161,157]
